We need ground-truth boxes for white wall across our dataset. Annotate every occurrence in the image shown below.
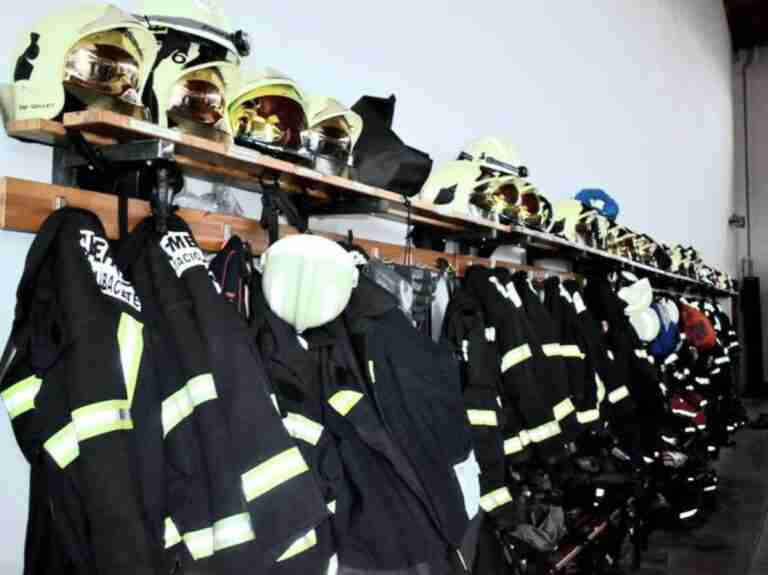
[0,0,736,571]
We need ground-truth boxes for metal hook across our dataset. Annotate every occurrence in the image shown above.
[54,196,67,210]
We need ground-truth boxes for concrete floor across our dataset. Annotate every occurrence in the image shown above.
[637,401,768,575]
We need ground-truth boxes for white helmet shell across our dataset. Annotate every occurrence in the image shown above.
[4,4,158,123]
[304,96,364,149]
[629,308,662,342]
[139,0,241,57]
[420,160,484,216]
[261,235,359,333]
[462,137,522,169]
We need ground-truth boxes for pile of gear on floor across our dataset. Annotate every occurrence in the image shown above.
[0,204,745,574]
[0,1,734,292]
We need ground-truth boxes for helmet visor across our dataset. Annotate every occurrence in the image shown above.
[302,117,352,162]
[231,85,306,149]
[168,68,225,125]
[64,30,141,105]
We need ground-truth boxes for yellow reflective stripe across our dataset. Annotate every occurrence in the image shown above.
[559,345,585,359]
[277,528,317,562]
[528,420,562,443]
[72,400,132,442]
[327,500,337,515]
[504,436,524,455]
[577,409,600,424]
[467,409,498,427]
[635,349,648,359]
[183,527,214,560]
[44,422,79,469]
[283,413,324,446]
[519,430,532,447]
[1,375,42,420]
[596,374,607,405]
[542,343,561,357]
[368,361,376,384]
[479,487,513,512]
[608,386,630,404]
[162,374,218,437]
[214,513,255,552]
[117,313,143,407]
[554,398,575,421]
[501,344,532,373]
[328,390,363,416]
[242,447,309,502]
[607,350,615,361]
[164,517,182,549]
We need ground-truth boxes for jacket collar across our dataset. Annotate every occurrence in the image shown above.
[344,274,399,327]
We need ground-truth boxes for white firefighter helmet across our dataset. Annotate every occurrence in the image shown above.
[3,4,158,123]
[227,68,308,150]
[261,235,359,333]
[138,0,250,58]
[420,161,485,217]
[138,0,245,140]
[302,96,363,175]
[460,137,527,177]
[549,199,585,242]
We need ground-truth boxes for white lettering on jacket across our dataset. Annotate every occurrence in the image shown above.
[160,232,207,278]
[79,230,142,311]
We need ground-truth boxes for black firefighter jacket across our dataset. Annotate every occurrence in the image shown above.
[463,266,568,464]
[441,288,520,530]
[117,215,328,573]
[255,272,474,574]
[0,208,159,575]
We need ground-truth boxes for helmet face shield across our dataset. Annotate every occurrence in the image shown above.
[302,117,353,164]
[230,85,307,149]
[168,68,226,126]
[64,30,142,106]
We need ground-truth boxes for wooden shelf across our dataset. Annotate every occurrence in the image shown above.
[5,113,735,296]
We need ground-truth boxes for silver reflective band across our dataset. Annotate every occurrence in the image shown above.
[553,398,575,421]
[607,350,615,361]
[664,354,679,366]
[1,375,42,420]
[467,409,499,427]
[327,500,337,515]
[183,527,214,560]
[661,435,677,445]
[697,424,706,430]
[214,513,255,552]
[679,509,698,520]
[164,517,182,549]
[367,361,376,384]
[635,349,648,359]
[162,374,218,437]
[695,377,710,385]
[528,420,561,444]
[485,327,496,342]
[278,528,317,562]
[542,343,561,357]
[479,487,513,512]
[501,344,532,373]
[504,436,525,455]
[715,357,730,365]
[45,422,79,469]
[659,383,668,395]
[328,390,363,416]
[608,386,629,404]
[672,408,697,418]
[283,413,324,446]
[270,394,280,413]
[577,409,600,424]
[685,427,696,433]
[595,374,606,405]
[242,447,309,502]
[703,486,717,492]
[559,345,585,359]
[72,400,133,442]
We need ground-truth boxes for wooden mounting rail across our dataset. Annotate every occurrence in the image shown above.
[0,177,577,279]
